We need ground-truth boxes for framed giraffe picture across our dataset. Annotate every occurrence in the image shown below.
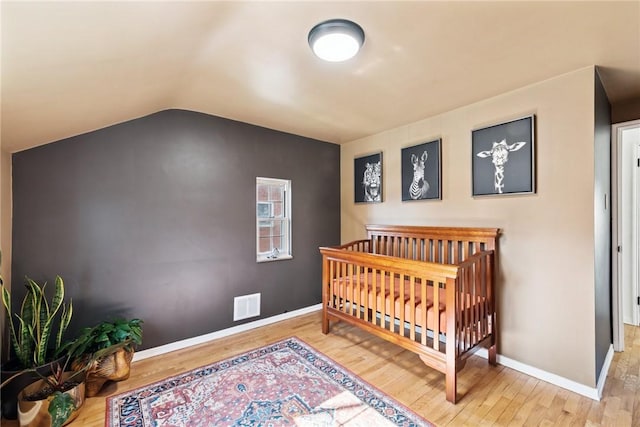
[354,152,382,203]
[472,115,536,197]
[401,139,441,201]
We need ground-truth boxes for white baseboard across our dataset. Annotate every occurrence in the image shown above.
[132,304,322,362]
[474,346,606,401]
[596,344,614,399]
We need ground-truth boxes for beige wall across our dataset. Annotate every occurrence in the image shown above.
[341,67,597,387]
[1,147,12,359]
[612,97,640,124]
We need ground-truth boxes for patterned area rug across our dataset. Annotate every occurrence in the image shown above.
[106,337,432,426]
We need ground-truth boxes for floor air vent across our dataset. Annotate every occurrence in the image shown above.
[233,293,261,321]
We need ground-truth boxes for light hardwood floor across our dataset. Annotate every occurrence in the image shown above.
[3,311,639,426]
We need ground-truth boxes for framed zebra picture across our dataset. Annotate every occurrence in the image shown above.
[401,139,441,201]
[472,115,535,196]
[354,152,382,203]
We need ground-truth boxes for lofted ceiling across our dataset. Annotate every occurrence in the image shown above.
[1,1,639,152]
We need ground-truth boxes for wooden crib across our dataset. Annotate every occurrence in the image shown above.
[319,225,500,403]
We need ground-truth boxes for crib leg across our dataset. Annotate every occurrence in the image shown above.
[445,367,457,403]
[488,314,497,366]
[488,343,497,366]
[322,309,329,334]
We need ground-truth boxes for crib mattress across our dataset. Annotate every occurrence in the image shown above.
[330,273,486,333]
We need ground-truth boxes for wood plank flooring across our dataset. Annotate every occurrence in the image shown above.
[3,311,639,426]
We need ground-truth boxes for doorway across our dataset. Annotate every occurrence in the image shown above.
[612,119,640,351]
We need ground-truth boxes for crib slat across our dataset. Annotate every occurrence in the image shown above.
[458,274,463,353]
[484,256,489,337]
[462,241,469,264]
[409,237,414,259]
[443,240,450,265]
[420,277,427,346]
[409,275,416,341]
[361,265,368,321]
[470,262,477,346]
[328,260,335,311]
[346,263,352,316]
[389,271,394,332]
[464,263,470,348]
[482,256,488,337]
[371,267,378,326]
[433,280,440,351]
[342,262,348,313]
[487,252,495,336]
[332,260,337,311]
[344,263,353,315]
[380,269,387,328]
[453,241,460,264]
[475,258,481,345]
[466,265,472,349]
[428,239,434,262]
[399,273,405,337]
[354,263,361,319]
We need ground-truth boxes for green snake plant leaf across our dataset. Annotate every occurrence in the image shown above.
[48,391,75,427]
[27,322,40,366]
[2,275,73,369]
[39,276,67,362]
[28,276,66,366]
[56,301,73,352]
[37,319,53,366]
[51,276,65,318]
[33,279,48,348]
[27,279,46,366]
[1,285,21,363]
[16,290,35,367]
[23,279,38,345]
[13,315,31,368]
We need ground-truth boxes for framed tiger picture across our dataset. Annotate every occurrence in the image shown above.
[354,152,382,203]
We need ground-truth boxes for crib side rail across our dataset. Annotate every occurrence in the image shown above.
[327,239,371,253]
[320,247,458,354]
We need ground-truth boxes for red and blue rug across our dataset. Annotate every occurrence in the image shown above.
[106,337,432,426]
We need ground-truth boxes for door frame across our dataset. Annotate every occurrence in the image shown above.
[612,119,640,351]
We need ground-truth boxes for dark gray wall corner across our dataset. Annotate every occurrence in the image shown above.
[593,69,612,380]
[11,109,341,350]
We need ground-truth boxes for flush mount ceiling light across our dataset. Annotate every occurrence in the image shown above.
[308,19,365,62]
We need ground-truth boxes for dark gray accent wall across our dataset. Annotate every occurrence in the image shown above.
[594,69,612,379]
[11,109,340,351]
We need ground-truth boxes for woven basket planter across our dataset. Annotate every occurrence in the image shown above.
[73,348,134,397]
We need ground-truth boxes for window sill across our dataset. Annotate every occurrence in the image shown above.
[257,254,293,263]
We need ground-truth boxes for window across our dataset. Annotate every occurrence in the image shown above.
[256,177,292,262]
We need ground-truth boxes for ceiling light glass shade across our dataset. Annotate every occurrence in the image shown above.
[308,19,365,62]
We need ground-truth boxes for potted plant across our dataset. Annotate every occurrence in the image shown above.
[67,318,143,397]
[13,357,86,427]
[8,342,117,427]
[1,275,73,419]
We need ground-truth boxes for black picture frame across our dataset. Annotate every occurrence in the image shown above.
[472,115,535,196]
[401,139,441,201]
[354,152,382,203]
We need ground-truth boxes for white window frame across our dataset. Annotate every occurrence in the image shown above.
[256,177,292,262]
